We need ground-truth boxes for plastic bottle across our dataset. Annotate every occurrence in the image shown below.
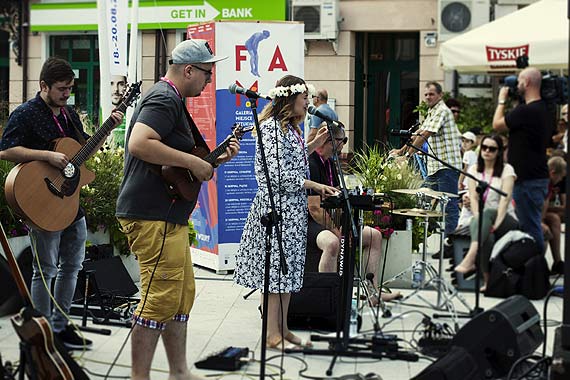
[349,298,358,337]
[412,261,423,288]
[406,218,413,231]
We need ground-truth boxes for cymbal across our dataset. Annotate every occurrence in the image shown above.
[390,187,459,199]
[392,208,442,218]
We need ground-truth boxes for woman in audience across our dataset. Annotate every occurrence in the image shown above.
[455,135,519,291]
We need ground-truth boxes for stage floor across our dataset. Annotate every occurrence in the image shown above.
[0,256,564,379]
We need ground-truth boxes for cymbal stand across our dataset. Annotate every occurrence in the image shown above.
[384,195,470,322]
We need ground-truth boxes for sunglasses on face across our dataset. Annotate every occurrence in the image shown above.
[481,144,498,153]
[327,137,348,144]
[451,109,461,114]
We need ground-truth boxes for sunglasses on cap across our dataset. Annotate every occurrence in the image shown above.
[481,144,498,153]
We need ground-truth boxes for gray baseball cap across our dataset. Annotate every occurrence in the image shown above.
[169,39,227,65]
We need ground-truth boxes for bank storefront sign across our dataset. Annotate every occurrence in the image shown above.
[30,0,286,31]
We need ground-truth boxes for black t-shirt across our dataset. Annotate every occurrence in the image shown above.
[505,100,549,181]
[308,151,339,193]
[116,81,197,225]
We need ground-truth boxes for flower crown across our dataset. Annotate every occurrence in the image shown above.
[268,83,316,99]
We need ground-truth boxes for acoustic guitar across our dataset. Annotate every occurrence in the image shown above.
[5,82,141,232]
[161,124,253,201]
[0,222,88,379]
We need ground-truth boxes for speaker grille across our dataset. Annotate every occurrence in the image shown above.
[294,6,321,33]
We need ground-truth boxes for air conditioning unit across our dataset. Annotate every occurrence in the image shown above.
[291,0,339,40]
[438,0,490,42]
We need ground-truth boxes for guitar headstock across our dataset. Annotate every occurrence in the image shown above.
[118,81,142,112]
[231,123,254,140]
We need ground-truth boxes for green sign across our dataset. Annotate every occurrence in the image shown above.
[30,0,286,32]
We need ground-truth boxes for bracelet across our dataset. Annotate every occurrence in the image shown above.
[498,100,506,105]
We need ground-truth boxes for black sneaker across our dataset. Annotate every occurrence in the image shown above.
[57,325,93,350]
[551,261,565,276]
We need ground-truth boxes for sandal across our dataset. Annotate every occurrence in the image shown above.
[266,336,303,351]
[285,332,312,348]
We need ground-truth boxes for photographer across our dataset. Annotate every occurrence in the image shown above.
[492,67,550,252]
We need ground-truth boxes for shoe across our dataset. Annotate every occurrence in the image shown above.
[431,245,453,260]
[551,261,565,275]
[57,325,92,350]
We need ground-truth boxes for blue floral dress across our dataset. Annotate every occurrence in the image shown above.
[234,117,309,293]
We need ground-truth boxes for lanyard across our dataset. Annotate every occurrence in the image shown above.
[317,151,333,186]
[160,77,181,98]
[52,109,67,136]
[290,126,306,163]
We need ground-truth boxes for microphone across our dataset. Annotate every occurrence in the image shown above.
[228,83,271,100]
[307,105,341,128]
[389,130,420,137]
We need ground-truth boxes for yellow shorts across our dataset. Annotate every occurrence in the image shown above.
[118,218,195,330]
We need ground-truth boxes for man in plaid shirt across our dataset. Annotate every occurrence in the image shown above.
[390,81,462,235]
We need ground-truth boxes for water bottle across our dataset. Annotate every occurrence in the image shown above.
[554,194,561,207]
[412,261,423,288]
[349,298,358,337]
[406,218,413,231]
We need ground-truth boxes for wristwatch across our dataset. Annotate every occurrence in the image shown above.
[404,152,411,158]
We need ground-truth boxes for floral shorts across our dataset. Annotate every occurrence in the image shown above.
[118,218,195,330]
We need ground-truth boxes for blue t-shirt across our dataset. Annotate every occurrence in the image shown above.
[309,103,338,129]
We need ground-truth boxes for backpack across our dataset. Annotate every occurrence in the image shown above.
[486,233,550,300]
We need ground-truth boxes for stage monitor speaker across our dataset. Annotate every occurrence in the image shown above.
[74,256,138,300]
[412,345,480,380]
[451,295,543,379]
[0,246,33,317]
[288,272,340,331]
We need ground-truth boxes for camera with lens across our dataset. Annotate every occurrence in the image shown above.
[502,55,567,105]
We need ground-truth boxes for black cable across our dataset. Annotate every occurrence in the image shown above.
[103,199,175,379]
[84,367,130,379]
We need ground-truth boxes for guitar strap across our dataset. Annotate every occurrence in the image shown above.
[181,104,210,154]
[61,107,87,146]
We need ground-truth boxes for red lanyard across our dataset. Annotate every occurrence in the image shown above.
[160,77,181,98]
[317,151,333,186]
[290,126,307,166]
[52,109,67,136]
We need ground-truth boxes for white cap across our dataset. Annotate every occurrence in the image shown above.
[170,39,227,65]
[461,131,477,142]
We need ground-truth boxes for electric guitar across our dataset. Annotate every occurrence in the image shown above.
[161,124,253,201]
[0,222,88,379]
[4,82,141,232]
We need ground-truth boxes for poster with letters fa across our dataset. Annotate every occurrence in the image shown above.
[186,21,304,272]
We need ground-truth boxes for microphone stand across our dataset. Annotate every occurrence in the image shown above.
[403,138,506,318]
[246,96,288,380]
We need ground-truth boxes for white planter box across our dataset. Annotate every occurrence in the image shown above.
[377,230,413,289]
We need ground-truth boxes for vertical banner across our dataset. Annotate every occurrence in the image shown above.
[187,21,304,272]
[106,0,128,76]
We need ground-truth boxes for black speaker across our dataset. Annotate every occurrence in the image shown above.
[74,256,138,301]
[0,246,33,317]
[288,272,340,331]
[412,346,480,380]
[434,295,543,379]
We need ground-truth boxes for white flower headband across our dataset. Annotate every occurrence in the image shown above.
[268,83,316,99]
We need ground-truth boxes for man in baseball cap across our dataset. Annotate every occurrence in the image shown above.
[169,39,228,65]
[116,37,238,380]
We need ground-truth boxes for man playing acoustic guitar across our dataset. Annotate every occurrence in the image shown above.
[116,39,239,380]
[1,57,124,349]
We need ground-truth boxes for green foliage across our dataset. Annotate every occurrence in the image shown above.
[351,144,424,242]
[414,101,429,119]
[455,94,494,134]
[80,145,129,255]
[0,159,30,237]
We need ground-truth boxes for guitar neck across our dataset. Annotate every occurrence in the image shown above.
[71,101,129,166]
[0,223,32,305]
[203,136,233,165]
